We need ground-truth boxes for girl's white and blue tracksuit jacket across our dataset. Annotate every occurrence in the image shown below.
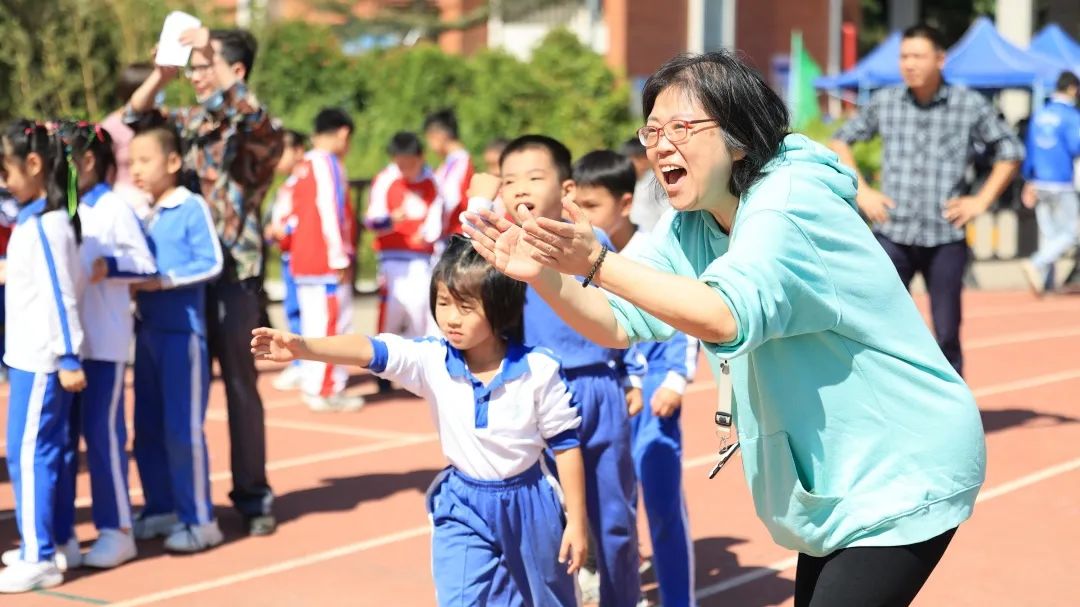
[132,187,223,526]
[366,334,582,606]
[53,183,158,545]
[4,199,84,563]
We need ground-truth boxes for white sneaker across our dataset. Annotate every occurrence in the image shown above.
[0,559,63,593]
[272,365,303,391]
[83,529,137,569]
[1021,260,1047,296]
[578,568,600,604]
[303,393,365,413]
[163,521,224,553]
[55,538,82,572]
[133,512,179,540]
[0,548,17,567]
[1,538,80,572]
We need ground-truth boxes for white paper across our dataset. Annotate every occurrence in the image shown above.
[154,11,202,67]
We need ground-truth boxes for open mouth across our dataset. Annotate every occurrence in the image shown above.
[661,166,687,186]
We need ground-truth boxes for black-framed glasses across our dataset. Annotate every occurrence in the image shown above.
[637,118,718,148]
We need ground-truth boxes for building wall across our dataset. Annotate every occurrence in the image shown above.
[623,0,688,78]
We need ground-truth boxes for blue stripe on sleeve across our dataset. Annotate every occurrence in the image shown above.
[547,429,580,452]
[105,256,158,279]
[35,219,76,359]
[368,337,389,373]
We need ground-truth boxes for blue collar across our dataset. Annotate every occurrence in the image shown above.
[81,183,111,208]
[445,341,532,429]
[16,198,46,225]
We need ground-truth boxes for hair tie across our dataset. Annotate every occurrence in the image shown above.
[65,148,78,219]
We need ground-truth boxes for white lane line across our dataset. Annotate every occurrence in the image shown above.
[966,326,1080,350]
[965,301,1080,319]
[203,411,424,440]
[108,526,432,607]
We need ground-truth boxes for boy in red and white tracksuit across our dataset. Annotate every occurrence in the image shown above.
[365,132,441,347]
[280,110,363,412]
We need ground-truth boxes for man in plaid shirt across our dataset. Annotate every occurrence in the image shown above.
[831,24,1023,377]
[126,27,283,536]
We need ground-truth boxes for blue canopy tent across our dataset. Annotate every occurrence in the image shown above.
[1030,24,1080,78]
[814,31,903,91]
[943,17,1067,91]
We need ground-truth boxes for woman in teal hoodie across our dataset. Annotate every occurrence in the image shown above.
[464,51,987,606]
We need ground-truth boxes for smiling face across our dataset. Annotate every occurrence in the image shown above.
[500,147,573,221]
[645,86,744,214]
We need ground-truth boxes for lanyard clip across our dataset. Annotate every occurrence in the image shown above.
[708,441,740,479]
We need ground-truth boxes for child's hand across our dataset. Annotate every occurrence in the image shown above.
[59,369,87,393]
[1021,183,1037,209]
[558,517,588,575]
[650,387,683,418]
[625,387,643,417]
[251,327,305,363]
[467,173,501,201]
[130,278,162,293]
[90,258,109,284]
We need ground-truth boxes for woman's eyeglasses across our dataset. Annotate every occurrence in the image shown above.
[637,118,718,148]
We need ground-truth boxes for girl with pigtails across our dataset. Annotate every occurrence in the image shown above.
[0,120,87,594]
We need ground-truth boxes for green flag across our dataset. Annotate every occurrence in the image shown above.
[789,30,823,130]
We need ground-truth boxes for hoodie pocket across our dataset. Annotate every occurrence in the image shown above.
[743,431,844,556]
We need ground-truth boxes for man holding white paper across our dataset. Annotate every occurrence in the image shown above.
[126,25,283,538]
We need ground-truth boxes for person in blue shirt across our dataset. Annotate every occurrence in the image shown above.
[1019,71,1080,295]
[465,51,987,607]
[127,126,225,554]
[468,136,645,606]
[573,149,699,607]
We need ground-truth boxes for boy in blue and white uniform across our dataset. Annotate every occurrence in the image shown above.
[573,149,699,607]
[128,126,225,553]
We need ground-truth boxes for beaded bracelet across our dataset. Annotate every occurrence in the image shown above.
[581,245,609,288]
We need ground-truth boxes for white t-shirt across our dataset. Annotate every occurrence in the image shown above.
[368,334,581,480]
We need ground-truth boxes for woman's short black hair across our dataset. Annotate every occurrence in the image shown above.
[573,150,637,198]
[429,235,527,344]
[642,51,789,198]
[499,134,573,182]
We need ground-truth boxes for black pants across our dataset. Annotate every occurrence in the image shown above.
[875,235,968,377]
[795,528,956,607]
[206,278,274,517]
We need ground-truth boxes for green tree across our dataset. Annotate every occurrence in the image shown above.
[526,29,636,156]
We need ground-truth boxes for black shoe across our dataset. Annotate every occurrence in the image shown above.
[377,378,393,394]
[247,514,277,537]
